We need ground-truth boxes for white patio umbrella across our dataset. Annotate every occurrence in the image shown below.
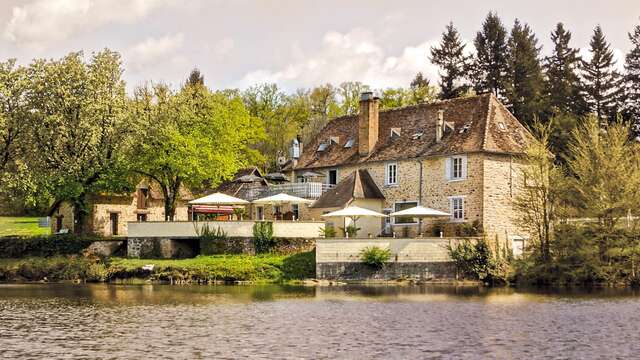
[189,192,249,205]
[252,193,314,220]
[390,205,451,237]
[321,205,388,238]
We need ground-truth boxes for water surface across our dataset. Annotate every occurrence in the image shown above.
[1,284,639,359]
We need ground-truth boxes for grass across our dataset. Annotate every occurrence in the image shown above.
[0,251,316,283]
[0,217,50,236]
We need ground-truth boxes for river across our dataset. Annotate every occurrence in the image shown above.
[1,284,639,359]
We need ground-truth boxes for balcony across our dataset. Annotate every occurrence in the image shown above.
[237,182,334,201]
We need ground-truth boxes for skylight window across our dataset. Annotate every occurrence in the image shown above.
[390,128,401,139]
[317,143,328,152]
[344,138,355,148]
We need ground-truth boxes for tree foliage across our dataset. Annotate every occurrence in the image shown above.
[430,22,469,99]
[470,12,509,98]
[623,23,640,133]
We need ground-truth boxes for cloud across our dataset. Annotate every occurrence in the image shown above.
[238,28,442,90]
[3,0,175,48]
[578,47,626,72]
[125,33,185,72]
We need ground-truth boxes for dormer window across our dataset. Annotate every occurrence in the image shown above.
[330,136,340,145]
[317,143,328,152]
[344,138,354,148]
[390,128,401,139]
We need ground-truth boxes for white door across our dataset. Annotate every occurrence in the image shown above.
[511,237,525,257]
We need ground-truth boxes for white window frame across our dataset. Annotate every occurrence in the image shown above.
[392,200,419,225]
[446,155,467,181]
[327,169,338,186]
[291,204,299,220]
[385,162,398,186]
[255,206,264,221]
[449,196,465,222]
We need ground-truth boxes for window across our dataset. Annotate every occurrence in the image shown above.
[394,201,418,224]
[256,206,264,220]
[382,209,392,235]
[55,216,64,233]
[273,205,282,215]
[330,136,340,145]
[328,169,338,186]
[109,213,119,235]
[317,143,328,152]
[137,213,147,222]
[344,138,354,148]
[292,204,299,220]
[450,197,464,221]
[446,155,467,180]
[385,162,397,186]
[390,128,401,139]
[137,188,149,209]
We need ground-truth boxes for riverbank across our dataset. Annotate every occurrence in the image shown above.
[0,251,316,284]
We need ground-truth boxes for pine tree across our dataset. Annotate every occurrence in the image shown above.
[581,26,621,124]
[623,23,640,133]
[470,12,509,98]
[504,19,545,126]
[186,68,204,87]
[544,23,587,117]
[430,22,469,99]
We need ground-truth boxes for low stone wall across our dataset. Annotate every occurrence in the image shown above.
[316,237,465,280]
[127,237,198,259]
[200,237,315,255]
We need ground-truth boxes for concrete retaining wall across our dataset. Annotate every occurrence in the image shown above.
[316,237,467,280]
[127,220,323,238]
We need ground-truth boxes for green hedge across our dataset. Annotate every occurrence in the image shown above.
[0,234,108,258]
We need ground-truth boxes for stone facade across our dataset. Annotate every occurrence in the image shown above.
[295,152,524,243]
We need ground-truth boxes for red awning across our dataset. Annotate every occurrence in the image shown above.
[191,205,235,214]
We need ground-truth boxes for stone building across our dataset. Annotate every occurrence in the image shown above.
[285,92,536,248]
[49,181,192,236]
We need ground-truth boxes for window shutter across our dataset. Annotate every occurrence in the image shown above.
[384,164,389,185]
[462,155,468,179]
[445,158,451,180]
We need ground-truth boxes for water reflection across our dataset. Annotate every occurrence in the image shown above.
[1,284,640,359]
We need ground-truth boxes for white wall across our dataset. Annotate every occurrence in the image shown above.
[316,238,458,263]
[128,220,323,238]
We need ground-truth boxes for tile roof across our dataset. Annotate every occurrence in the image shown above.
[311,169,385,209]
[292,93,536,170]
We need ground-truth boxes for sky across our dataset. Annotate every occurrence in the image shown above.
[1,0,639,93]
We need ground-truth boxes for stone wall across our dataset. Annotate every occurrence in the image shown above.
[127,237,197,258]
[315,238,460,280]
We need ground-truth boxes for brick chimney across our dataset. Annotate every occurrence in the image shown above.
[358,92,379,156]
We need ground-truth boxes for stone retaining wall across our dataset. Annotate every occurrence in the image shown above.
[316,262,456,281]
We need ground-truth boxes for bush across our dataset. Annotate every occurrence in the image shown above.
[448,238,507,283]
[454,220,482,237]
[253,221,275,253]
[340,224,361,238]
[319,226,336,238]
[360,246,391,268]
[0,234,105,258]
[198,224,230,255]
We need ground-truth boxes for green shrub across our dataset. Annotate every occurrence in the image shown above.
[198,224,229,255]
[253,221,275,253]
[454,220,482,237]
[0,234,104,258]
[448,238,507,283]
[360,246,391,268]
[340,224,361,238]
[319,226,336,238]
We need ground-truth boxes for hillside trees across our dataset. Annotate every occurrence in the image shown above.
[131,83,264,220]
[430,22,470,99]
[469,12,509,98]
[623,23,640,132]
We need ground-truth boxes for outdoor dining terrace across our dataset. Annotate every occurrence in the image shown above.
[237,182,335,201]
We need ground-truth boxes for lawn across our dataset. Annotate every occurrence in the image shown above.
[0,217,50,237]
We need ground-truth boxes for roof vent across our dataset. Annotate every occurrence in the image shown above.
[498,122,506,132]
[459,124,471,134]
[344,138,355,148]
[317,143,328,152]
[390,128,401,139]
[330,136,340,145]
[411,132,424,140]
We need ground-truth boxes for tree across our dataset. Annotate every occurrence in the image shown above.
[299,84,341,144]
[504,19,545,126]
[131,84,263,220]
[544,23,587,117]
[0,59,29,177]
[409,72,439,104]
[470,12,509,98]
[623,23,640,133]
[430,22,469,99]
[242,83,301,171]
[514,122,561,261]
[27,50,133,233]
[186,68,204,87]
[581,26,622,125]
[337,81,370,115]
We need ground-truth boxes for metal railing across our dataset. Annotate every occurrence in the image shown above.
[238,182,334,200]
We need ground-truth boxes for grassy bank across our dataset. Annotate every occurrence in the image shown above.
[0,217,49,236]
[0,251,316,284]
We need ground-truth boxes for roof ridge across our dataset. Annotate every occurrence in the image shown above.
[481,94,493,150]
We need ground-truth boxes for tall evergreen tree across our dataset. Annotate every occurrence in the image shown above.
[186,68,204,87]
[504,19,545,126]
[544,23,587,117]
[430,22,469,99]
[470,12,509,98]
[623,23,640,133]
[581,26,621,124]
